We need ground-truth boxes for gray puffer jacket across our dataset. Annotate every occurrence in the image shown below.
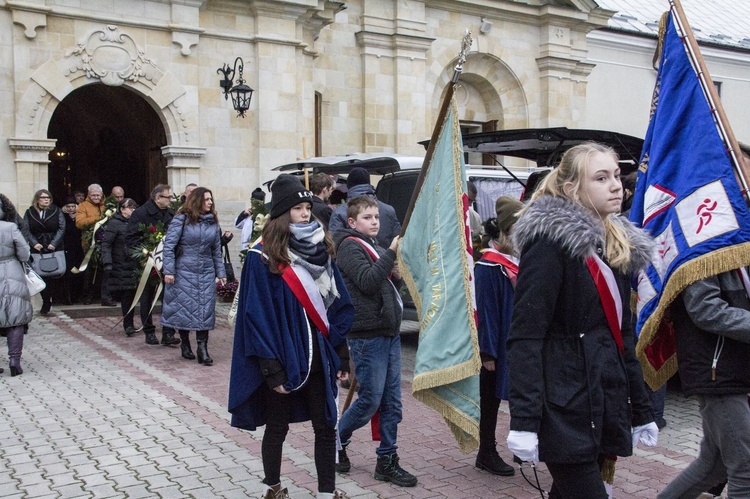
[161,214,226,331]
[0,221,33,328]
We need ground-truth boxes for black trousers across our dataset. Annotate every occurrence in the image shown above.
[479,366,501,452]
[547,457,608,499]
[112,289,136,330]
[262,368,336,493]
[139,284,174,336]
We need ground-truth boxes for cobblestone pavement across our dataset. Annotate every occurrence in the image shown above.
[0,304,706,498]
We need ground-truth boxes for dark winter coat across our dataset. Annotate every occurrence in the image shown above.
[62,213,83,270]
[312,195,332,228]
[126,198,174,249]
[161,214,225,331]
[24,205,65,252]
[672,270,750,396]
[328,184,401,248]
[100,213,138,292]
[508,195,654,463]
[335,227,402,338]
[0,221,33,328]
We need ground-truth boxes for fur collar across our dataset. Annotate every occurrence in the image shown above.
[512,195,654,272]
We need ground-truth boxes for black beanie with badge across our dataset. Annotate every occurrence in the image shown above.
[251,187,266,201]
[347,167,370,188]
[270,174,313,219]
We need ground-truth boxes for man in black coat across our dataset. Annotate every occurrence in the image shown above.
[126,184,179,347]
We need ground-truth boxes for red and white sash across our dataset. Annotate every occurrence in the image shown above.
[281,262,330,338]
[479,249,519,286]
[585,254,624,354]
[346,236,403,311]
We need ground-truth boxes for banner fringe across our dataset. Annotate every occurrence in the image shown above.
[637,242,750,389]
[413,389,479,453]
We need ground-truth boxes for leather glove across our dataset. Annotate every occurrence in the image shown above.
[632,422,659,448]
[507,430,539,463]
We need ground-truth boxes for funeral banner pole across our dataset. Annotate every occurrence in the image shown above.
[670,0,750,200]
[400,30,473,234]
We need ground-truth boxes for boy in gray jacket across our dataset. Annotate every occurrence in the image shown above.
[333,195,417,487]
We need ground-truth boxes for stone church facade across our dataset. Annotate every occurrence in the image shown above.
[1,0,748,223]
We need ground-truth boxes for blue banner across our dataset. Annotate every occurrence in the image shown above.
[398,90,481,452]
[630,12,750,388]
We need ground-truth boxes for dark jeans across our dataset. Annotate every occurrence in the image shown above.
[547,459,608,499]
[262,368,336,493]
[479,366,501,452]
[338,335,403,457]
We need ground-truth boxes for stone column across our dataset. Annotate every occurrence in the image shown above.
[161,145,206,192]
[8,138,56,206]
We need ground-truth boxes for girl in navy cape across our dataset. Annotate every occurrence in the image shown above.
[474,196,524,477]
[228,174,353,499]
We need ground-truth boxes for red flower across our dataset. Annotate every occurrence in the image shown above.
[149,225,157,234]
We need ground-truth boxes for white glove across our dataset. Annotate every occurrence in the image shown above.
[632,422,659,448]
[507,430,539,463]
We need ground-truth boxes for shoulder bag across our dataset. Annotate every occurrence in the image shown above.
[222,242,236,282]
[24,262,47,296]
[31,250,66,278]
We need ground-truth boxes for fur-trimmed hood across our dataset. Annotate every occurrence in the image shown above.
[512,195,654,273]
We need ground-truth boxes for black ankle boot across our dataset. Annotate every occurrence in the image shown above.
[179,332,195,360]
[374,454,417,487]
[196,331,212,366]
[161,330,181,346]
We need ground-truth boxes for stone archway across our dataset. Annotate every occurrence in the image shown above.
[9,25,205,205]
[47,84,166,203]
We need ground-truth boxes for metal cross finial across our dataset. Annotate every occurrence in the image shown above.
[452,29,473,83]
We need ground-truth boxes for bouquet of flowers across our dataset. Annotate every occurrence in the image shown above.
[239,198,269,264]
[131,221,167,285]
[76,207,116,272]
[216,279,239,301]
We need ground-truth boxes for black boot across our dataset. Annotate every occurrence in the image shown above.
[475,448,515,476]
[374,454,417,487]
[336,444,351,473]
[40,298,52,315]
[7,326,24,377]
[196,331,213,366]
[161,329,181,346]
[179,331,195,360]
[145,331,159,345]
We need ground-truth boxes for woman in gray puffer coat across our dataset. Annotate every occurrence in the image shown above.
[0,194,34,376]
[161,187,226,365]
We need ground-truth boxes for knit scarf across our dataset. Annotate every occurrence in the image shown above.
[289,221,339,309]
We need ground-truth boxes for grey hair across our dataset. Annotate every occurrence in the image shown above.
[88,183,103,194]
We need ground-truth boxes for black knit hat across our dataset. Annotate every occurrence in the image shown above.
[251,187,266,201]
[347,167,370,188]
[270,174,313,219]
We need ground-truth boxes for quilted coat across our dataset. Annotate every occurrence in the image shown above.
[0,221,33,328]
[160,213,225,331]
[508,195,655,463]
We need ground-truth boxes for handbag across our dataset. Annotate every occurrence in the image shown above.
[31,250,66,278]
[222,243,236,282]
[24,262,47,296]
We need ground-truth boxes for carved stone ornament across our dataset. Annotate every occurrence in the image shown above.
[64,25,157,86]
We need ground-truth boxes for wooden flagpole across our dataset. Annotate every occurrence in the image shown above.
[669,0,750,200]
[400,30,473,235]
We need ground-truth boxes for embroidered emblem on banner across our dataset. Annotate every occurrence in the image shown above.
[636,270,657,317]
[675,180,739,247]
[643,184,676,226]
[653,224,678,279]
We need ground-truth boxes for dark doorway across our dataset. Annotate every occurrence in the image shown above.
[47,84,167,205]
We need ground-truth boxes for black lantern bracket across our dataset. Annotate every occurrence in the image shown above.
[217,56,254,118]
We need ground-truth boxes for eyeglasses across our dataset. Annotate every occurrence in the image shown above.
[158,195,172,199]
[39,196,51,199]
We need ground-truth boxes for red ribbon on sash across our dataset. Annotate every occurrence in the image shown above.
[479,249,519,286]
[280,264,330,338]
[585,255,624,354]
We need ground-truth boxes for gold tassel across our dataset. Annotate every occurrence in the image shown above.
[601,457,616,484]
[652,11,669,70]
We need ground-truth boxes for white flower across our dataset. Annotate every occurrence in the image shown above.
[255,213,269,231]
[105,209,115,217]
